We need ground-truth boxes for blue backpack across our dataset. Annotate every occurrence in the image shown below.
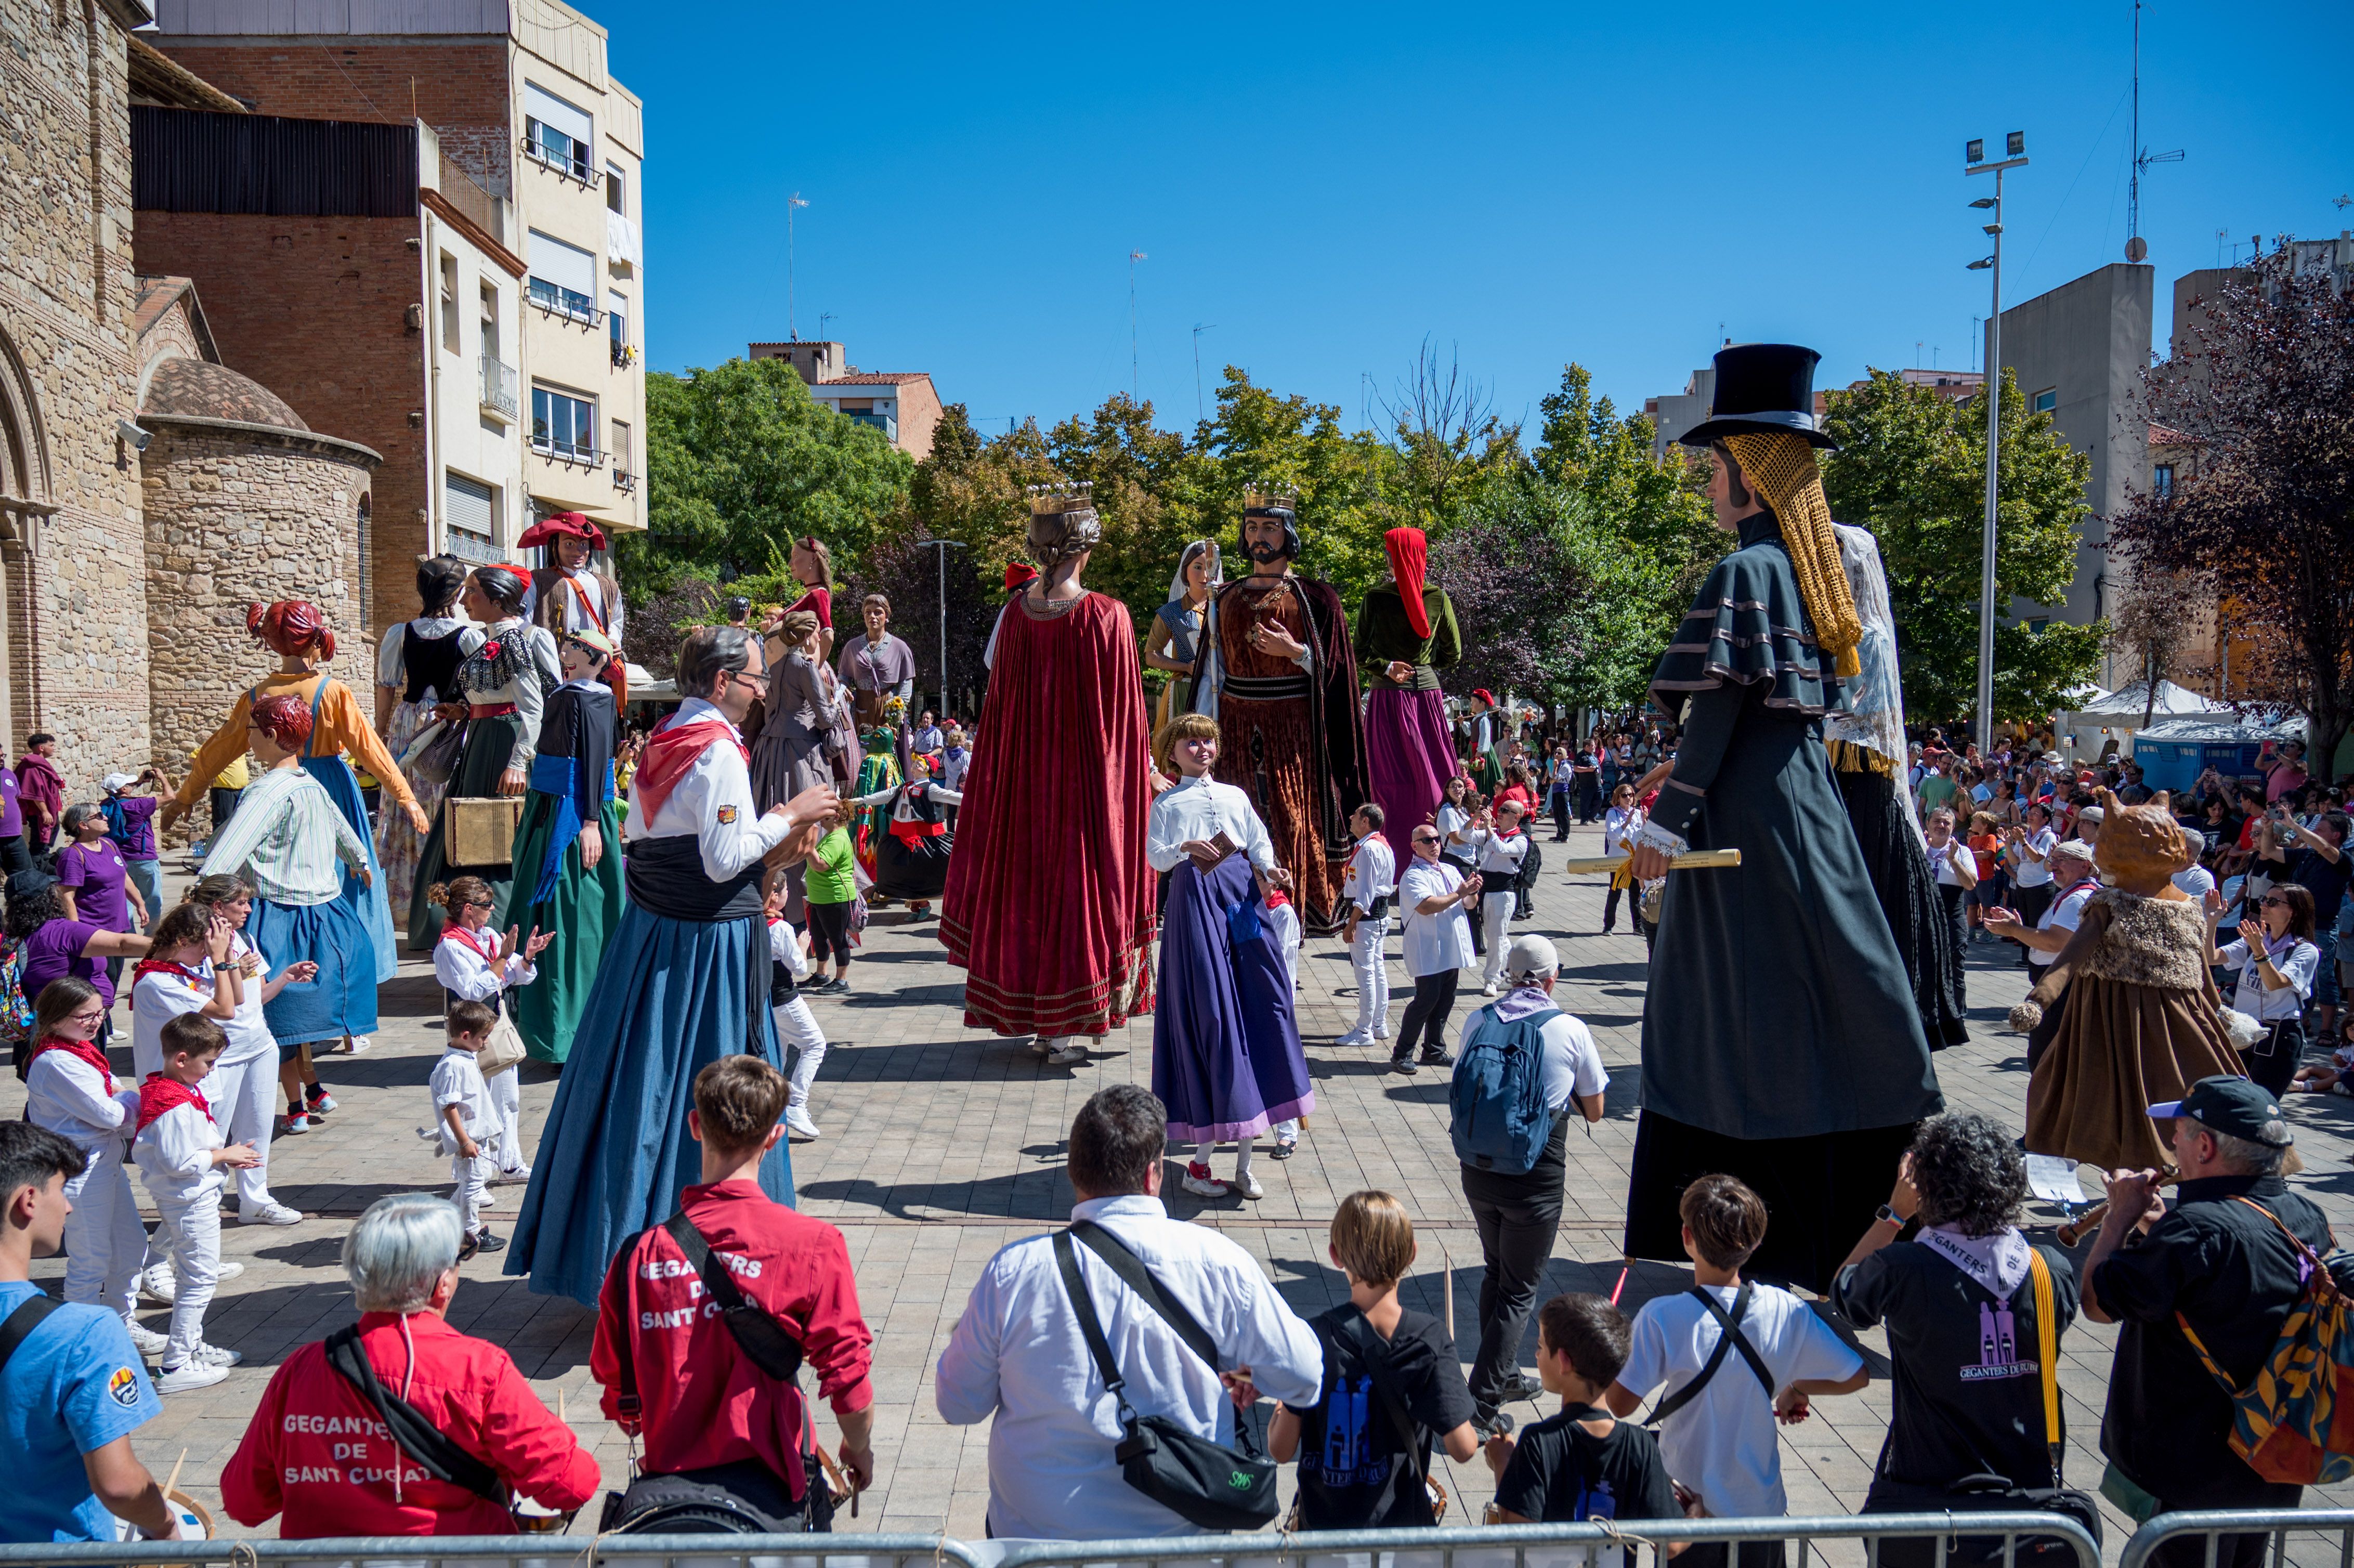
[1448,1004,1554,1174]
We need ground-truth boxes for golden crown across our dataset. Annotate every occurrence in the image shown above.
[1027,481,1095,516]
[1243,485,1299,513]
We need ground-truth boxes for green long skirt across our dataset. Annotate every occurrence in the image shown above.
[408,712,524,949]
[501,793,627,1064]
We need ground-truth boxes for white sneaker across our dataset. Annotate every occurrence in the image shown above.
[153,1361,230,1394]
[1233,1172,1267,1200]
[339,1036,373,1054]
[193,1341,243,1367]
[1047,1043,1090,1065]
[214,1260,244,1282]
[140,1265,177,1306]
[491,1165,532,1186]
[1029,1038,1052,1057]
[784,1104,821,1141]
[1481,982,1502,997]
[124,1322,170,1358]
[239,1201,303,1226]
[1335,1030,1375,1048]
[1181,1161,1229,1198]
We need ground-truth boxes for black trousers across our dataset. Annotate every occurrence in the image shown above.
[0,834,27,876]
[1465,1185,1563,1410]
[1575,778,1601,822]
[1550,791,1571,841]
[2247,1015,2309,1096]
[806,900,853,965]
[1396,969,1459,1056]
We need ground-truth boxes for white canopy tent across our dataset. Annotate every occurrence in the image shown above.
[2059,680,2234,763]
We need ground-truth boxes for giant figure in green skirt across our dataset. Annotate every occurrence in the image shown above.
[502,626,626,1063]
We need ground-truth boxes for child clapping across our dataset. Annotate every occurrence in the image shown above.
[132,1015,257,1392]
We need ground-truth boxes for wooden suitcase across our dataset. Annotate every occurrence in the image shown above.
[444,795,524,867]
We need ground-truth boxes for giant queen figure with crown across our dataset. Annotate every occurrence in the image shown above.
[940,483,1158,1065]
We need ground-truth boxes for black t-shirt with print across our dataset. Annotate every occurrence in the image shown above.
[1494,1406,1682,1567]
[1832,1239,2081,1491]
[1290,1303,1477,1530]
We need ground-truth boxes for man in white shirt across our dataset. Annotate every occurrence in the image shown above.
[935,1086,1320,1539]
[1985,840,2099,1001]
[1337,804,1398,1047]
[1394,820,1482,1075]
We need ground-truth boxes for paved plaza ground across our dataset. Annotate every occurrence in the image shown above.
[15,816,2354,1557]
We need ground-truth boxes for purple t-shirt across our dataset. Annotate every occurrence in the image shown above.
[21,918,110,1007]
[105,796,159,861]
[0,767,19,840]
[55,841,130,934]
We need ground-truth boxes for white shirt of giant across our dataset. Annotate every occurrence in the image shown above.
[622,697,793,882]
[1145,775,1276,874]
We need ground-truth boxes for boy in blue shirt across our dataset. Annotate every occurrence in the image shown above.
[0,1122,176,1545]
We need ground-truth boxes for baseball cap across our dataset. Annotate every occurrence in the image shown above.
[2076,806,2105,826]
[101,771,137,793]
[2148,1076,2293,1147]
[1502,934,1559,984]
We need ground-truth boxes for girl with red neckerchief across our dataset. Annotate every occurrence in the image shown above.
[21,978,158,1354]
[428,876,553,1190]
[127,902,241,1081]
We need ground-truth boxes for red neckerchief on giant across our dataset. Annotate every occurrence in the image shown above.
[30,1035,112,1083]
[136,1072,211,1133]
[635,706,749,822]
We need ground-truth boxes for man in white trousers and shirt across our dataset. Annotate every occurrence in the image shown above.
[936,1084,1320,1539]
[1338,804,1398,1046]
[1467,801,1531,995]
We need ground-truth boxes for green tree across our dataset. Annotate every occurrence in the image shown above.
[1820,369,2103,726]
[623,357,914,597]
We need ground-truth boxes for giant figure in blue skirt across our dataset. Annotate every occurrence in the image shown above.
[507,625,839,1305]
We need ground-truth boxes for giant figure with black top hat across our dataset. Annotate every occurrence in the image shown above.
[1623,343,1943,1293]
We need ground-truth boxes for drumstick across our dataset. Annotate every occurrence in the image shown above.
[1557,848,1744,875]
[162,1448,187,1505]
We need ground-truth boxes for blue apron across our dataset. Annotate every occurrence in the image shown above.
[264,680,399,977]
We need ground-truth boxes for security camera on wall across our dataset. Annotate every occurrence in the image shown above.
[116,419,151,452]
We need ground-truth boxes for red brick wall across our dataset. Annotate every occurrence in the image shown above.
[151,41,513,193]
[134,211,428,643]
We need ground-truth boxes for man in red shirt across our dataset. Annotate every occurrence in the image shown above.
[221,1194,598,1536]
[593,1055,875,1528]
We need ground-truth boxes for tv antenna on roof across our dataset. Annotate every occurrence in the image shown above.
[2125,0,2184,263]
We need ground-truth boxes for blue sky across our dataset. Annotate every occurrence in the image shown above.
[620,1,2351,439]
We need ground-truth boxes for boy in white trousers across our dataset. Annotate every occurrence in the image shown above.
[1467,801,1532,995]
[1260,868,1305,1157]
[431,997,506,1258]
[130,1014,257,1392]
[766,880,829,1141]
[1337,804,1398,1047]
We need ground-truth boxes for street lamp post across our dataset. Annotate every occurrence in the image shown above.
[916,538,967,720]
[1965,132,2027,755]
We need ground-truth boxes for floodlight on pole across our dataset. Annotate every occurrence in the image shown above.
[1192,323,1217,424]
[915,538,967,721]
[1964,132,2028,755]
[1128,251,1148,404]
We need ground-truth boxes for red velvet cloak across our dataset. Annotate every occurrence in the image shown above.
[940,591,1155,1037]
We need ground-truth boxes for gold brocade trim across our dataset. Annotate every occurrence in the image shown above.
[1827,739,1896,778]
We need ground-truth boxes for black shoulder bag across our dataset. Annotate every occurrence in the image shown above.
[0,1294,61,1374]
[321,1325,509,1507]
[1644,1282,1773,1427]
[600,1211,839,1536]
[1054,1219,1281,1530]
[1331,1310,1448,1524]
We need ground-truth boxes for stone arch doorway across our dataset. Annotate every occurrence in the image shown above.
[0,323,54,747]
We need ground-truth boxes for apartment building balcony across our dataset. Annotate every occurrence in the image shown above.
[528,276,601,328]
[478,355,518,423]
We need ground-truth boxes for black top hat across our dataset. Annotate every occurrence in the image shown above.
[1677,343,1836,450]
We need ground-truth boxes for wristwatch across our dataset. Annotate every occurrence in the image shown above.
[1875,1203,1904,1228]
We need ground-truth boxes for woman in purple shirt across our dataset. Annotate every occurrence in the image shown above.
[3,870,148,1040]
[0,754,23,874]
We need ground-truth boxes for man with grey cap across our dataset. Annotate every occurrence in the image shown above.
[2083,1077,2334,1568]
[1450,933,1609,1435]
[1984,838,2101,1010]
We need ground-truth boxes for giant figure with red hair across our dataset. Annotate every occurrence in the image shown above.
[197,691,379,1046]
[165,601,423,1027]
[1354,526,1462,845]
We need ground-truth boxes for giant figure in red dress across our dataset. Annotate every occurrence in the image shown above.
[940,484,1156,1064]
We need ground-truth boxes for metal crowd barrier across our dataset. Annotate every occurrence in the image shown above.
[0,1514,2103,1568]
[2120,1509,2354,1568]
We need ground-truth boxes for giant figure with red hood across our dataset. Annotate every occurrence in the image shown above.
[1185,490,1368,934]
[519,511,627,706]
[1355,527,1462,846]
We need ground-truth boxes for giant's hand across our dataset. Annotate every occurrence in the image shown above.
[159,800,187,834]
[1627,820,1689,883]
[496,767,527,797]
[782,782,841,828]
[406,801,432,834]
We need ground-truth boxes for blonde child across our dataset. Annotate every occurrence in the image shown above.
[132,1014,257,1392]
[429,876,549,1185]
[1269,1191,1479,1527]
[431,997,506,1257]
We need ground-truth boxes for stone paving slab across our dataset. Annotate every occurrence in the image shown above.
[14,830,2354,1560]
